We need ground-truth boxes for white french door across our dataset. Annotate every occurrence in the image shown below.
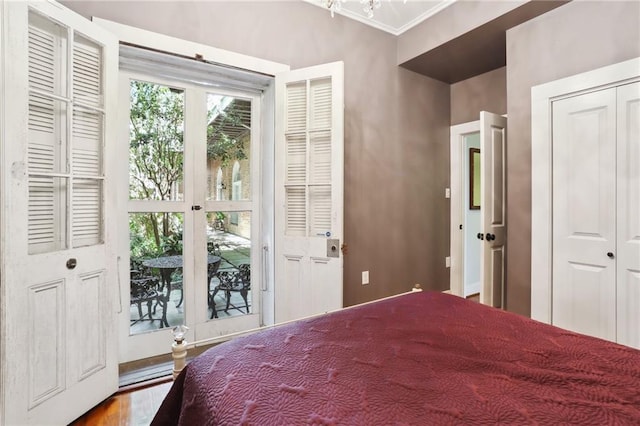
[274,62,344,323]
[119,72,262,362]
[1,1,118,424]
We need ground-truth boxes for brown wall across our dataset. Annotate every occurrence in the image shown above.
[397,1,526,65]
[450,67,506,125]
[505,0,640,315]
[63,1,452,305]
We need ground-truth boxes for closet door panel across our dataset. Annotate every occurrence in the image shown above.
[617,81,640,349]
[552,88,617,342]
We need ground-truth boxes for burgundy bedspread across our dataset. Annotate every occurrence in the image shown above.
[152,291,640,425]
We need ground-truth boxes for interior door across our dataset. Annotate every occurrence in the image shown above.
[552,89,617,341]
[479,112,507,307]
[274,62,344,323]
[2,1,118,424]
[616,82,640,348]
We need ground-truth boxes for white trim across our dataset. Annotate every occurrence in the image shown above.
[531,57,640,323]
[0,0,5,419]
[303,0,456,36]
[91,17,289,76]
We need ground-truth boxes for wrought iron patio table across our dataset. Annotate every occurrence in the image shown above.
[142,255,221,327]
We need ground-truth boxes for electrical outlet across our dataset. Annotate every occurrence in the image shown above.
[445,256,451,268]
[362,270,369,285]
[445,188,451,198]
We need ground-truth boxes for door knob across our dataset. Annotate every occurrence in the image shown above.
[486,233,496,241]
[607,252,615,259]
[66,258,77,269]
[477,233,484,240]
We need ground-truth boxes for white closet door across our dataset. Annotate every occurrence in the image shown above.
[616,81,640,349]
[552,88,617,341]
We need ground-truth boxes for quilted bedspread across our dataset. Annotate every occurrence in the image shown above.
[152,291,640,425]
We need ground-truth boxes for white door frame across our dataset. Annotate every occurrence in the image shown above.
[531,57,640,323]
[93,19,290,359]
[450,120,480,297]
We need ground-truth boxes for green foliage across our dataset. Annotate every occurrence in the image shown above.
[128,83,244,259]
[206,100,248,165]
[129,81,185,201]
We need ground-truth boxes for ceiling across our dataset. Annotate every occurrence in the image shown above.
[305,0,456,35]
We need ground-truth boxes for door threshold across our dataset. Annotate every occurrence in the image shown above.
[119,342,220,388]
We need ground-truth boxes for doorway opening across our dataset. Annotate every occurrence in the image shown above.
[450,121,481,298]
[117,45,271,367]
[450,113,507,307]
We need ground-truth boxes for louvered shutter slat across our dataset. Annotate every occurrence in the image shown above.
[27,13,68,254]
[286,133,306,184]
[286,83,306,132]
[310,131,331,184]
[310,186,331,235]
[309,78,331,130]
[71,34,104,247]
[286,186,306,236]
[72,179,102,246]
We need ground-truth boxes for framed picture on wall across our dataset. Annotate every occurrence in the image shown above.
[470,148,480,210]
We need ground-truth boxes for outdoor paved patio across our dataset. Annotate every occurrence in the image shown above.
[130,231,251,335]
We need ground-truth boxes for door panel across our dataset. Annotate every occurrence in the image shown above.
[480,112,506,307]
[2,1,118,424]
[616,81,640,348]
[275,62,344,323]
[552,89,617,342]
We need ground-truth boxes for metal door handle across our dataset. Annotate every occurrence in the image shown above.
[66,258,77,269]
[477,233,484,240]
[486,233,496,241]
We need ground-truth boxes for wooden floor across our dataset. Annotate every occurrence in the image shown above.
[70,379,172,426]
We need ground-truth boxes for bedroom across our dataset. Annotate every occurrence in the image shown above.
[0,0,639,424]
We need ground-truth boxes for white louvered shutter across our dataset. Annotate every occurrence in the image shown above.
[284,77,334,237]
[274,61,343,323]
[72,34,104,247]
[27,11,105,253]
[27,12,68,254]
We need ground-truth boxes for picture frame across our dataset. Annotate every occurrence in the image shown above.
[469,148,480,210]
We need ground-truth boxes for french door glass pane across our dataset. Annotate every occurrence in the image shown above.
[206,94,251,201]
[128,80,184,201]
[129,212,184,335]
[206,211,252,320]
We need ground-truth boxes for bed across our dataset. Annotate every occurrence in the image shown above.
[151,291,640,425]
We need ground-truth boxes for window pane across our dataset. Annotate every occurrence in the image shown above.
[206,211,252,320]
[129,80,184,201]
[129,212,184,335]
[206,94,251,201]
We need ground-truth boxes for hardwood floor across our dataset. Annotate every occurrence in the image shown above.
[70,379,172,426]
